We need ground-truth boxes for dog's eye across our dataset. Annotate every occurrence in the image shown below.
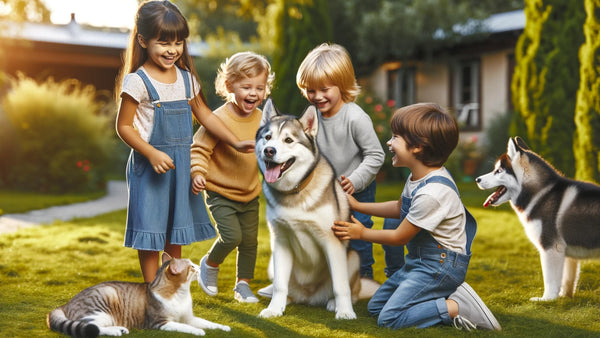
[494,168,504,174]
[284,137,293,144]
[265,135,271,141]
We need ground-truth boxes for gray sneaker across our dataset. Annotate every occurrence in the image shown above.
[234,281,259,303]
[198,256,218,296]
[449,282,501,331]
[257,283,273,298]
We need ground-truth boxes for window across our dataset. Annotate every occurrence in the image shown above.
[452,59,481,130]
[388,67,415,107]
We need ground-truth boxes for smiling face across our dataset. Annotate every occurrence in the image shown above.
[228,72,268,117]
[139,35,184,73]
[305,83,344,117]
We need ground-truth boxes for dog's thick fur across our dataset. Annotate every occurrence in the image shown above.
[255,99,360,319]
[476,137,600,301]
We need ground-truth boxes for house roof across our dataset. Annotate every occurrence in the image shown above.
[2,15,208,56]
[434,9,525,39]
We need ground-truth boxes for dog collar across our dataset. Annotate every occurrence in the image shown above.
[284,170,315,194]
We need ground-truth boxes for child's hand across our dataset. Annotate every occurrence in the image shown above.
[148,149,175,174]
[234,140,255,153]
[332,215,364,240]
[340,175,355,195]
[192,175,206,195]
[345,194,359,210]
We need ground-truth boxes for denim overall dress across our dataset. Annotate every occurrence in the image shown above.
[368,174,477,329]
[124,68,215,251]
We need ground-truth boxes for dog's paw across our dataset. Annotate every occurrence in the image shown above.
[259,308,283,318]
[335,310,357,320]
[530,296,558,302]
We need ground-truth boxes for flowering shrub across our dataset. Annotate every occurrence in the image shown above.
[0,74,113,193]
[356,94,402,181]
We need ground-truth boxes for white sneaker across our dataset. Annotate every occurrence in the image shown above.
[198,256,218,296]
[449,282,501,331]
[234,281,259,303]
[358,277,381,299]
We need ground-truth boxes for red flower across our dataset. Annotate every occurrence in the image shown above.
[365,96,373,104]
[77,161,83,167]
[387,99,395,107]
[374,104,383,112]
[83,165,90,172]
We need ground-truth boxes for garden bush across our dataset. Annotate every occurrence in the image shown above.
[0,74,113,193]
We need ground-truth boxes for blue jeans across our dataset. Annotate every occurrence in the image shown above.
[350,181,376,278]
[382,218,405,277]
[367,244,469,328]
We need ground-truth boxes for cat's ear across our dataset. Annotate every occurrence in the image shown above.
[168,259,184,275]
[161,252,173,265]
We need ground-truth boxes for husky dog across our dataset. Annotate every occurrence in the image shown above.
[476,137,600,301]
[255,99,360,319]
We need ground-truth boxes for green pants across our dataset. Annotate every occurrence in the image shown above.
[205,191,259,280]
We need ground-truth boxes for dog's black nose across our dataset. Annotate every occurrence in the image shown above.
[475,177,481,183]
[264,146,276,158]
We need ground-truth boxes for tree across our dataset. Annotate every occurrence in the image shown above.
[574,0,600,183]
[0,0,50,22]
[511,0,585,177]
[269,0,333,115]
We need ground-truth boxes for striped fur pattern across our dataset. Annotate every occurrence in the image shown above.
[47,255,230,337]
[476,137,600,301]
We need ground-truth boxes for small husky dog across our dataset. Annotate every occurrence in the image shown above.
[476,137,600,301]
[47,254,230,337]
[255,99,361,320]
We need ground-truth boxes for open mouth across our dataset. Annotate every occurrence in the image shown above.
[483,186,507,207]
[263,158,295,183]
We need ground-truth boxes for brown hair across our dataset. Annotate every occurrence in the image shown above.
[296,43,360,103]
[116,1,202,105]
[390,103,459,167]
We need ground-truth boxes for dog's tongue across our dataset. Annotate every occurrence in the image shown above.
[483,195,493,208]
[264,165,281,183]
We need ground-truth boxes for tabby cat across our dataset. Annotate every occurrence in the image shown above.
[47,254,230,337]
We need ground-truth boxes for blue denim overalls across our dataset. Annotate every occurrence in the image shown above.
[368,174,477,329]
[124,68,215,251]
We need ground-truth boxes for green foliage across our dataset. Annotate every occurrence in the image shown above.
[573,0,600,183]
[270,0,333,115]
[1,185,600,337]
[0,74,113,193]
[511,0,586,177]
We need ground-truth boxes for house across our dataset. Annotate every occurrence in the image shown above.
[363,10,525,143]
[0,14,207,94]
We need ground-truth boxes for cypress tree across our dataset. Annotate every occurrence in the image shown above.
[511,0,585,176]
[573,0,600,183]
[270,0,333,115]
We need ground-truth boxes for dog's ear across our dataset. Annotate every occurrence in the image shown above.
[514,136,530,151]
[260,97,278,126]
[508,136,527,159]
[299,105,318,137]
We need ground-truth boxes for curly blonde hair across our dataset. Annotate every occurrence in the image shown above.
[214,51,275,101]
[296,43,360,103]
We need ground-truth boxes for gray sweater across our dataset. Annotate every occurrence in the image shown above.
[317,102,385,192]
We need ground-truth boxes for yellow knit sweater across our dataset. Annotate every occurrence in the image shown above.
[190,104,262,203]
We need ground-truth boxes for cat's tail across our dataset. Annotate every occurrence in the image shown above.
[47,307,100,338]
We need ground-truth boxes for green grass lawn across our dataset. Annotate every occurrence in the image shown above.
[0,190,105,215]
[1,182,599,337]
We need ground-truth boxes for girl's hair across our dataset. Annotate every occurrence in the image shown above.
[296,43,360,103]
[214,51,275,101]
[116,1,203,105]
[391,103,459,167]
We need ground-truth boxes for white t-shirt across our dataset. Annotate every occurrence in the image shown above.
[121,66,201,142]
[404,167,467,254]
